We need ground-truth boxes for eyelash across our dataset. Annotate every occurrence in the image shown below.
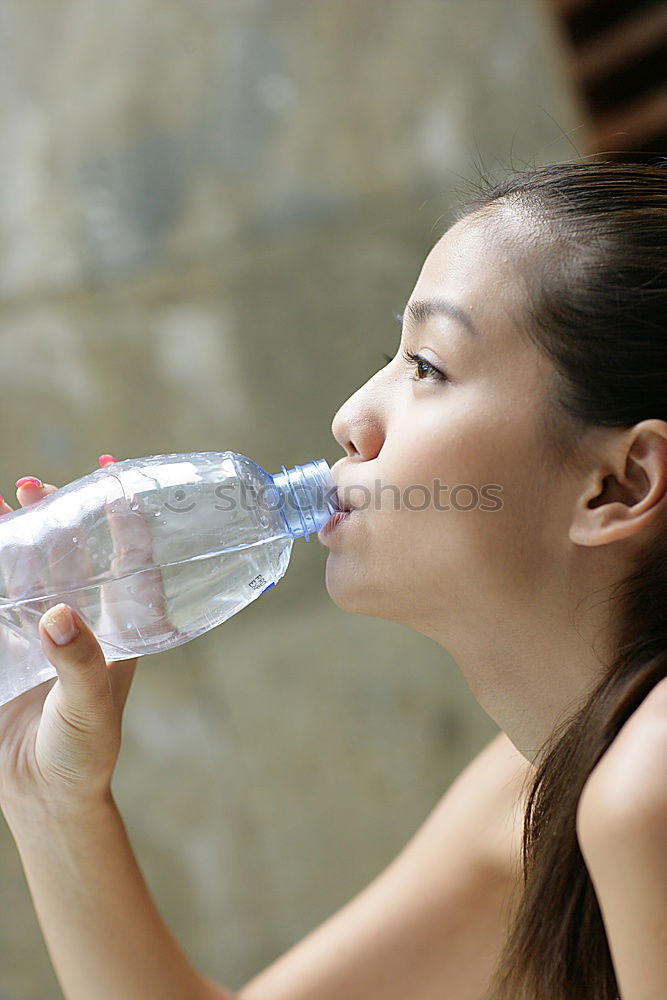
[382,349,449,383]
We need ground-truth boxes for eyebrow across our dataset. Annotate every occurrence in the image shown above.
[399,297,480,338]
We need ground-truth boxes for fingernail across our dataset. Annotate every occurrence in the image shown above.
[99,454,118,467]
[15,477,43,489]
[42,604,80,646]
[0,495,4,505]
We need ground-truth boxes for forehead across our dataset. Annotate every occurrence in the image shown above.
[411,212,557,409]
[412,212,529,346]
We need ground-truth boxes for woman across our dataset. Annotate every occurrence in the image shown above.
[1,159,666,1000]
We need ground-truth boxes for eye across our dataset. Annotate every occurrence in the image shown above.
[381,313,449,383]
[400,348,449,383]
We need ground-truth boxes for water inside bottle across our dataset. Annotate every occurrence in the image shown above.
[0,532,293,662]
[0,451,330,704]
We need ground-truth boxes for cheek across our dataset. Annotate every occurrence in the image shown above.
[377,417,493,516]
[440,436,555,593]
[381,410,550,575]
[326,394,554,614]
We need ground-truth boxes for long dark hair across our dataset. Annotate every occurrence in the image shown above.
[454,160,667,1000]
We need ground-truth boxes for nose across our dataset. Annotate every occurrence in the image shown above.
[331,383,385,461]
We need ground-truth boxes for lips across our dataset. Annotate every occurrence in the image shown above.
[318,509,351,540]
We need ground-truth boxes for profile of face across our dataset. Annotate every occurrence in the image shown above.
[322,211,578,654]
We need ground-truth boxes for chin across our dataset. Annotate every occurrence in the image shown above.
[323,559,380,617]
[323,560,409,623]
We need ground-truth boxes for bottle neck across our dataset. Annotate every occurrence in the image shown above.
[271,459,339,540]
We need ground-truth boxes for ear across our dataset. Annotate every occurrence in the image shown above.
[569,420,667,547]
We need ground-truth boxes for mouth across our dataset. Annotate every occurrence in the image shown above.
[318,472,357,541]
[318,508,352,541]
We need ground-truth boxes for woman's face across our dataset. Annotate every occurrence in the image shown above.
[321,212,570,647]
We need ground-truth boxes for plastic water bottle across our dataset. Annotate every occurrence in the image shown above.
[0,452,338,706]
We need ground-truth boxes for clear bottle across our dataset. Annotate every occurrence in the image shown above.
[0,452,338,706]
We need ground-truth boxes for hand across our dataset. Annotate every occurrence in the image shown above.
[576,675,667,852]
[0,464,141,817]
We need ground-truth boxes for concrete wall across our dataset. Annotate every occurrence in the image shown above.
[0,2,587,995]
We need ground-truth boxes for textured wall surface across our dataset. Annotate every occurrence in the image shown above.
[0,1,587,995]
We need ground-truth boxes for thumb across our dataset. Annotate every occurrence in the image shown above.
[39,604,113,711]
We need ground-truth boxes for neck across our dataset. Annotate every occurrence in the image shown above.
[419,558,621,765]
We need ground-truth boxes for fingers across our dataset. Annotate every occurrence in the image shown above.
[1,483,58,610]
[98,454,174,642]
[0,483,50,627]
[9,457,120,624]
[5,457,174,673]
[11,452,118,508]
[0,482,56,515]
[15,479,58,507]
[39,601,137,719]
[14,476,96,623]
[1,463,142,716]
[102,492,172,636]
[39,604,113,712]
[3,460,115,632]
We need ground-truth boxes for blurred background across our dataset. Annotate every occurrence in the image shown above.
[0,1,664,996]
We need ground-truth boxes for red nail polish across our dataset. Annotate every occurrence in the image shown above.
[15,477,43,489]
[0,495,4,504]
[98,454,118,467]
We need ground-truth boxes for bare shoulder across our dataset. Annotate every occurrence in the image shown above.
[391,729,532,861]
[238,732,533,1000]
[437,730,534,878]
[578,676,667,849]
